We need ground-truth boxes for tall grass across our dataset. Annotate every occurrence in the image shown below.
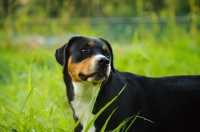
[0,14,200,131]
[0,47,72,131]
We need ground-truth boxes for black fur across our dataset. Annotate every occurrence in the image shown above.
[55,36,200,132]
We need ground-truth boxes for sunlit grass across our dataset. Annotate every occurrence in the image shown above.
[0,47,72,131]
[0,21,200,131]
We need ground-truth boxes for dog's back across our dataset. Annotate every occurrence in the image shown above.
[149,75,200,131]
[94,72,200,131]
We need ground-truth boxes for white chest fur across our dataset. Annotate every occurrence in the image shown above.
[71,82,99,132]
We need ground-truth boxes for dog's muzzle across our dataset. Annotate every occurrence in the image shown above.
[79,56,110,82]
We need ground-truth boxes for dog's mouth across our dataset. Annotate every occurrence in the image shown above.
[78,72,107,82]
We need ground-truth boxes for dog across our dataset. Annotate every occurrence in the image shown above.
[55,36,200,132]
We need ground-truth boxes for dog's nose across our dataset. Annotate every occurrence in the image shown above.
[97,57,109,67]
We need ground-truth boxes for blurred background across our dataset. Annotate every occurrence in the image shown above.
[0,0,200,45]
[0,0,200,131]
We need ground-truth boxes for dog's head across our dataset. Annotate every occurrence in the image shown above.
[55,36,114,83]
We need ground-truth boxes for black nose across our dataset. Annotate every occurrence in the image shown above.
[97,57,109,67]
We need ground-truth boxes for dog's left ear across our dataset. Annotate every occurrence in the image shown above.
[99,38,115,72]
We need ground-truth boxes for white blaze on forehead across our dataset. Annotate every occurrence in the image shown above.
[94,54,107,60]
[71,81,99,132]
[90,54,106,72]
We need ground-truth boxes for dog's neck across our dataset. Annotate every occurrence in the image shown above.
[72,81,97,102]
[71,81,100,131]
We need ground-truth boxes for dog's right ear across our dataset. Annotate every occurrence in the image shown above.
[55,36,84,66]
[55,44,67,66]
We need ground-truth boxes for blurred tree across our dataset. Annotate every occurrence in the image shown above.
[163,0,200,15]
[0,0,21,18]
[0,0,199,19]
[144,0,164,13]
[21,0,65,18]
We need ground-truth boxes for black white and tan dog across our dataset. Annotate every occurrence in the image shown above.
[55,36,200,132]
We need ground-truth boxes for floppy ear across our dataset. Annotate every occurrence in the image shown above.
[99,38,115,72]
[55,44,67,65]
[55,36,84,66]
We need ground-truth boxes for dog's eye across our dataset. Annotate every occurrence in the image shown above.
[105,53,110,57]
[81,48,89,53]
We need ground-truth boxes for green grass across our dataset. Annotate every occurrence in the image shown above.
[0,47,72,131]
[0,27,200,131]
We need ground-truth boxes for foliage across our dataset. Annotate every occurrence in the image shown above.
[0,0,200,19]
[0,25,200,130]
[0,0,200,131]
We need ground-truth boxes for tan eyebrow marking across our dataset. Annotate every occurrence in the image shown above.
[102,45,107,51]
[88,41,94,47]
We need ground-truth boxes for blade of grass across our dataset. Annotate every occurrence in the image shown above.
[1,106,18,115]
[100,108,117,132]
[19,87,35,114]
[87,82,102,124]
[112,111,154,132]
[50,77,66,119]
[28,51,35,99]
[137,116,154,123]
[71,95,103,132]
[71,81,102,132]
[0,124,8,131]
[9,87,35,130]
[84,84,126,131]
[48,107,54,124]
[124,112,140,132]
[71,85,101,132]
[112,116,135,132]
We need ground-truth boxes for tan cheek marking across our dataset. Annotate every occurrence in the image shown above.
[68,56,82,82]
[79,55,95,75]
[67,56,95,82]
[88,41,94,47]
[102,45,107,51]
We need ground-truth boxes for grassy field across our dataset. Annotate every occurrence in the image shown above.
[0,22,200,131]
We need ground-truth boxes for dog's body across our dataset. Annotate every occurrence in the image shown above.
[55,36,200,132]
